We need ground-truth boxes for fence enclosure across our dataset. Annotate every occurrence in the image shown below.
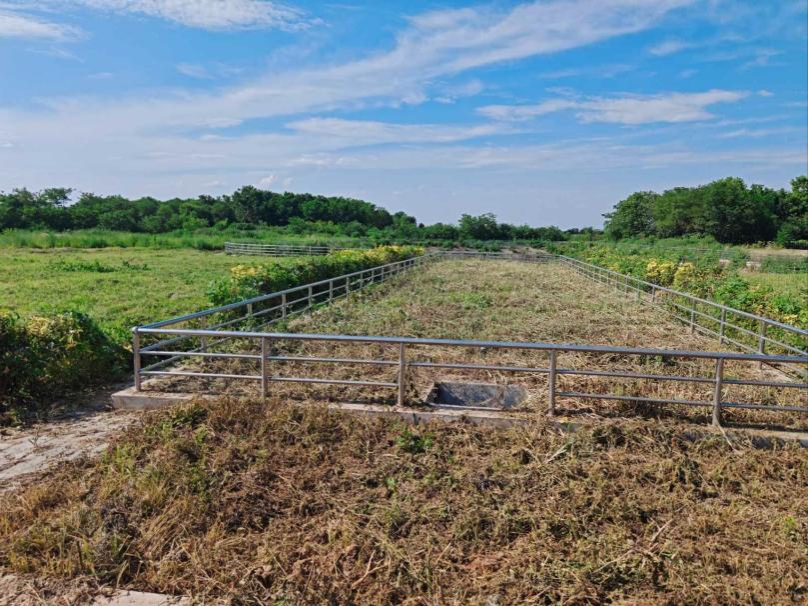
[133,251,807,428]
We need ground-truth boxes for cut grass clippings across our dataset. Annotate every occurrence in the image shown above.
[0,398,805,604]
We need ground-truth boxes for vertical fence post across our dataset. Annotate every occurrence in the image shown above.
[261,337,269,397]
[689,300,696,334]
[200,317,208,352]
[397,343,406,407]
[133,329,141,392]
[282,293,287,319]
[308,285,313,310]
[719,309,726,344]
[758,320,766,369]
[346,275,351,295]
[712,357,724,427]
[247,303,253,319]
[547,350,557,416]
[328,278,334,303]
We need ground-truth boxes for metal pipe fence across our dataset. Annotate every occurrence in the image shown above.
[558,255,807,372]
[132,250,807,427]
[135,253,439,385]
[224,242,355,256]
[134,328,807,427]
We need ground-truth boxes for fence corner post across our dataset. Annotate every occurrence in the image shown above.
[133,328,141,392]
[547,350,557,417]
[712,357,724,428]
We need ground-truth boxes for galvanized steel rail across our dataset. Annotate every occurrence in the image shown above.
[224,242,357,256]
[558,255,807,362]
[134,328,807,427]
[132,251,806,427]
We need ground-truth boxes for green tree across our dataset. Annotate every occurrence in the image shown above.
[603,191,657,240]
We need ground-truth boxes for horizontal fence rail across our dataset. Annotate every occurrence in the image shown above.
[134,328,807,428]
[135,253,438,375]
[224,242,354,256]
[558,255,807,374]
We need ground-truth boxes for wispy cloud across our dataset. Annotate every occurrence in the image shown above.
[478,90,748,124]
[0,9,79,39]
[286,118,516,144]
[649,38,693,56]
[68,0,313,31]
[7,0,695,135]
[537,63,635,80]
[717,126,799,139]
[176,63,213,79]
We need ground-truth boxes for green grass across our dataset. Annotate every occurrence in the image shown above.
[0,228,372,250]
[0,248,298,340]
[742,271,808,299]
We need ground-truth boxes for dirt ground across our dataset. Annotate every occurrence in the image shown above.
[0,389,138,494]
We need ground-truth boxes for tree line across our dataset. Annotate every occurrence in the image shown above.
[2,176,804,246]
[0,186,566,242]
[603,176,808,247]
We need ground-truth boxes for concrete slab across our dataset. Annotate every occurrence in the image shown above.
[111,386,194,411]
[93,591,190,606]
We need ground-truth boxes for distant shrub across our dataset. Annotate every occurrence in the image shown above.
[0,311,128,425]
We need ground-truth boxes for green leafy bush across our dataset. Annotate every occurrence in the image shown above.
[0,311,128,424]
[207,245,424,306]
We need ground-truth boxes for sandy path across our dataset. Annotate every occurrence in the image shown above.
[0,391,139,493]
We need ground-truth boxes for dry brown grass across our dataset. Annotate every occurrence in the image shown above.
[0,398,806,604]
[149,260,807,430]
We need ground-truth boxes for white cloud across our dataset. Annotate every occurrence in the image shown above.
[757,89,774,97]
[538,63,635,80]
[258,174,277,186]
[69,0,312,30]
[717,127,799,139]
[176,63,212,79]
[0,9,79,39]
[479,90,748,125]
[0,0,697,139]
[741,48,782,69]
[649,38,692,56]
[286,118,514,144]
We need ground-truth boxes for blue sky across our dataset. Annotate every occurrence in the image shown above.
[0,0,806,227]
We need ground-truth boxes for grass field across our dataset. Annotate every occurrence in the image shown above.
[742,270,807,299]
[0,228,368,250]
[0,248,296,339]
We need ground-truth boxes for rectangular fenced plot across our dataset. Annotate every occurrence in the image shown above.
[134,253,807,431]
